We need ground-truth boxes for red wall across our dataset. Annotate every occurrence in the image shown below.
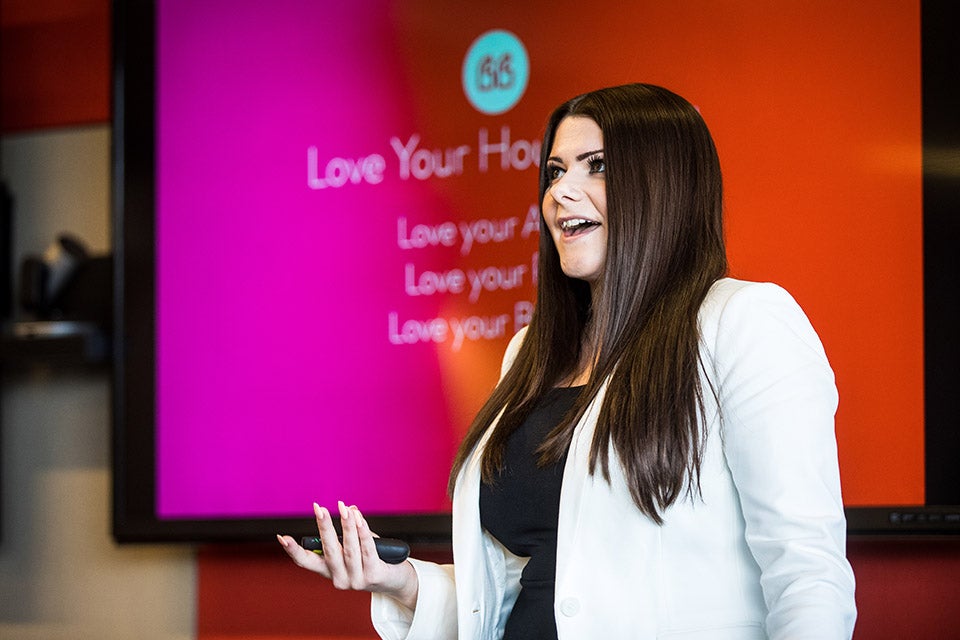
[196,540,960,640]
[196,544,381,640]
[0,0,110,132]
[5,3,957,639]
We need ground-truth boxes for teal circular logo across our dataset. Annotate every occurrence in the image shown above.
[462,30,529,115]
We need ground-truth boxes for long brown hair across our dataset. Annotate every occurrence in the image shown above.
[449,84,727,524]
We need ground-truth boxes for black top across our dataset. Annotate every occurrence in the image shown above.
[479,386,581,640]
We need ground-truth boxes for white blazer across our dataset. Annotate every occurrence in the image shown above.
[372,279,857,639]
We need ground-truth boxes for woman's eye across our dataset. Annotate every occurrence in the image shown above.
[588,155,605,174]
[547,164,565,181]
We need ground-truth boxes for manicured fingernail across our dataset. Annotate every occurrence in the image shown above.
[338,500,349,521]
[276,534,287,547]
[314,502,324,520]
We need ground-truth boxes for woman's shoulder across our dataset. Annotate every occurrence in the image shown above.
[703,276,793,305]
[700,277,829,363]
[700,277,802,324]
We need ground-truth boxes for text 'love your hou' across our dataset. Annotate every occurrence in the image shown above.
[307,127,541,189]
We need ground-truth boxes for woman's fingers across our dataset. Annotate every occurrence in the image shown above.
[314,502,350,587]
[275,534,329,575]
[338,501,366,589]
[357,514,383,566]
[279,502,401,595]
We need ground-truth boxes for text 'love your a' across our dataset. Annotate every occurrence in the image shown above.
[397,207,540,256]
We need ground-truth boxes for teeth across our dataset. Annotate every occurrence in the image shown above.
[560,218,596,231]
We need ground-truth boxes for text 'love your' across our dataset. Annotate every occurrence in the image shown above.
[307,127,541,189]
[388,301,533,352]
[397,207,540,256]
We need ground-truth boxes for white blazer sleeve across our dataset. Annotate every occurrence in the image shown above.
[711,283,856,639]
[370,560,457,640]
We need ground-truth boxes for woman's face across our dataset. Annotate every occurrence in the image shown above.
[542,116,608,285]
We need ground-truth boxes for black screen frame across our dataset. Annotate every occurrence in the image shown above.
[842,0,960,537]
[111,0,959,542]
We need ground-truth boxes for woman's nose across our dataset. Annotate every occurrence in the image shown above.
[550,175,582,202]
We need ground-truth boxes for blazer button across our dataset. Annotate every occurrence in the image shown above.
[559,597,580,617]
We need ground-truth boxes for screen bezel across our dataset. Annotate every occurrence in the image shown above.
[844,0,960,538]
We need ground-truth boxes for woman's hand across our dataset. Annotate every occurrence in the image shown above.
[277,501,419,611]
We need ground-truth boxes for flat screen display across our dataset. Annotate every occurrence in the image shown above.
[113,0,959,541]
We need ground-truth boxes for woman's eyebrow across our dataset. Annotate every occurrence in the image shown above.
[547,149,604,164]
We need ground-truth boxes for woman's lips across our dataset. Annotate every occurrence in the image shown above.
[559,218,601,237]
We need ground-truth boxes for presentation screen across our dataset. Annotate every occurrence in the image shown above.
[113,0,958,541]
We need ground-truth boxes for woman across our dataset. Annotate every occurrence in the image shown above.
[278,83,857,639]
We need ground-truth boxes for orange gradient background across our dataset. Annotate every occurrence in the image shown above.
[397,0,923,507]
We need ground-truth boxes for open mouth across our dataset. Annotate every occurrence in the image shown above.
[559,218,601,237]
